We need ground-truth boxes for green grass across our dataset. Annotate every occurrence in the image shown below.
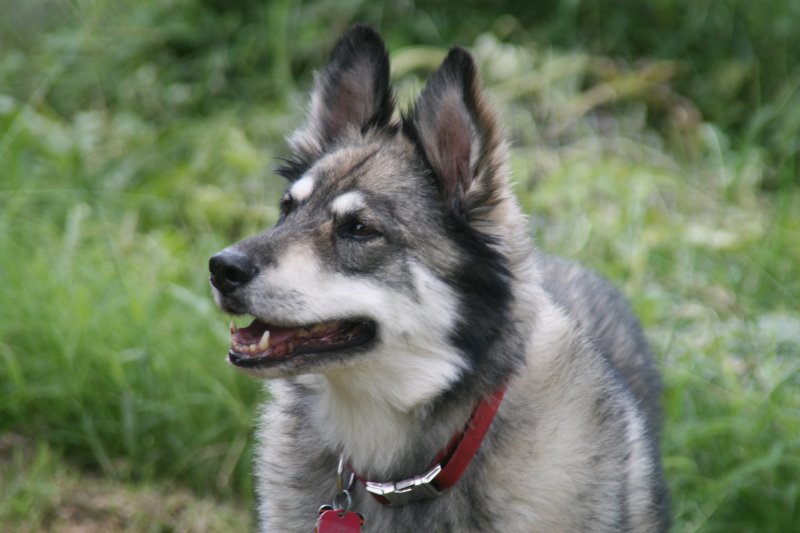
[1,1,799,531]
[0,435,250,531]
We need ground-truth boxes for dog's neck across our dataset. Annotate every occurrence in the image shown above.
[306,346,476,479]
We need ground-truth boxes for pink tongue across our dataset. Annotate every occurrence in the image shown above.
[267,326,296,345]
[236,319,296,345]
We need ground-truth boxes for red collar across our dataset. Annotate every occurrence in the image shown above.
[357,382,508,506]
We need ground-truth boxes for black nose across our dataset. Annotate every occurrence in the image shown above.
[209,251,258,294]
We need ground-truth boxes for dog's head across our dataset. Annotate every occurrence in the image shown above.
[210,26,525,390]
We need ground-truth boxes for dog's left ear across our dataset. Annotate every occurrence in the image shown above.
[286,25,394,169]
[408,48,508,216]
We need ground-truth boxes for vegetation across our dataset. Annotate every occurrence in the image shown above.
[1,1,797,531]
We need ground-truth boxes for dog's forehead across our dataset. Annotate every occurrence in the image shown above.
[296,142,418,197]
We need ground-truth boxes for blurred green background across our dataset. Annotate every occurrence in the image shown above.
[1,0,798,531]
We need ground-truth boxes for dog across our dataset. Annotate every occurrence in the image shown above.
[209,25,669,532]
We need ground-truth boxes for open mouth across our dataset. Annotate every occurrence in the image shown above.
[228,317,376,368]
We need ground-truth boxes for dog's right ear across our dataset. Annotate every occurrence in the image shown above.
[281,25,394,180]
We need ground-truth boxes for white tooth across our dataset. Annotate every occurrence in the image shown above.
[258,330,271,351]
[230,321,237,334]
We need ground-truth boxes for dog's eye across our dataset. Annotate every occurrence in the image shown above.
[279,194,294,217]
[341,218,380,240]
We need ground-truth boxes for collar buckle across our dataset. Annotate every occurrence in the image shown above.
[364,464,443,506]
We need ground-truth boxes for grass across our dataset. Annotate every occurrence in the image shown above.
[1,1,799,531]
[0,435,250,532]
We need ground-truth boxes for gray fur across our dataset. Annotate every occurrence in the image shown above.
[209,25,669,532]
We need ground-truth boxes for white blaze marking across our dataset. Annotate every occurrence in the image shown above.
[330,191,365,216]
[290,174,315,202]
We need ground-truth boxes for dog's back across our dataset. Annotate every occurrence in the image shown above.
[540,255,664,430]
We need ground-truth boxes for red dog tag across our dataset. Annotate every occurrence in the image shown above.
[315,509,365,533]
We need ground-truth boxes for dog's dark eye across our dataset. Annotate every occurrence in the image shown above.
[341,218,380,240]
[279,194,294,217]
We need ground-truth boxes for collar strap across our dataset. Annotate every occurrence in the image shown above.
[360,383,508,507]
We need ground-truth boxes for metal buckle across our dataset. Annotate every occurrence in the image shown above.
[364,464,443,506]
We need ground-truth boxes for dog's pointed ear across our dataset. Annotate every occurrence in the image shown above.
[408,48,508,216]
[287,25,394,162]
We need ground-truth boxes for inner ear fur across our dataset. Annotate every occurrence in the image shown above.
[289,25,395,162]
[407,47,506,215]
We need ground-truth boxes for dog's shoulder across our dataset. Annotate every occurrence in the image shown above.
[537,254,663,430]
